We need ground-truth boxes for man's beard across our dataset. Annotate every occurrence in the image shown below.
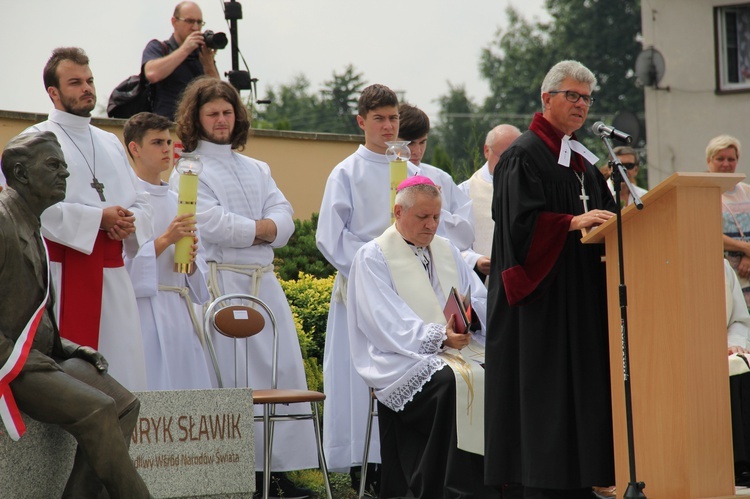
[201,129,233,145]
[59,91,96,117]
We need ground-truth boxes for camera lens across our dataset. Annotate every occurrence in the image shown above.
[203,30,228,50]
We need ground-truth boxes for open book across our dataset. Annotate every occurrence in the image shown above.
[443,286,471,334]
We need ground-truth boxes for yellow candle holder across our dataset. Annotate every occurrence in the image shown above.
[386,141,411,222]
[174,153,203,273]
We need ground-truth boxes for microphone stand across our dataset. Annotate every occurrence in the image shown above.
[600,135,646,499]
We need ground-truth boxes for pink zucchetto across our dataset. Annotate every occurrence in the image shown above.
[397,175,436,191]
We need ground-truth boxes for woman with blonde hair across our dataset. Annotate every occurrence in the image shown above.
[708,135,750,309]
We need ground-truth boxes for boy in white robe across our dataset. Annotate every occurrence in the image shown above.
[24,47,153,391]
[348,176,496,498]
[169,77,316,497]
[123,112,213,391]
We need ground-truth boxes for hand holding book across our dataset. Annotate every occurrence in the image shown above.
[443,286,471,334]
[443,315,472,349]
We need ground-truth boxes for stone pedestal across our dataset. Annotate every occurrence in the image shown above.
[0,388,255,498]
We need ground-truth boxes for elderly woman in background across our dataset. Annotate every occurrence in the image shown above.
[709,135,750,310]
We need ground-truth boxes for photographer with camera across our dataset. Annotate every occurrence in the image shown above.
[142,1,225,120]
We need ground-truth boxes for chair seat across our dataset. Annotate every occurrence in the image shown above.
[253,388,326,404]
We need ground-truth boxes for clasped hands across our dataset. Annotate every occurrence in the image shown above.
[101,206,136,241]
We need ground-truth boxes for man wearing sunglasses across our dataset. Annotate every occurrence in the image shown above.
[607,146,648,207]
[142,1,220,120]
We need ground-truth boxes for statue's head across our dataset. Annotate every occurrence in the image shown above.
[1,131,69,213]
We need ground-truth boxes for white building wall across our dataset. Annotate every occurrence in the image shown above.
[642,0,750,186]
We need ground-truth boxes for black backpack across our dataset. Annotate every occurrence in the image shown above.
[107,41,168,119]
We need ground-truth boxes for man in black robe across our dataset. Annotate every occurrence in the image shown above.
[484,60,618,499]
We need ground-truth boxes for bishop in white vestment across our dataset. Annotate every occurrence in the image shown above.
[317,144,476,471]
[348,177,496,498]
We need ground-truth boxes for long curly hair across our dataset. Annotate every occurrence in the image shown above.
[174,76,250,152]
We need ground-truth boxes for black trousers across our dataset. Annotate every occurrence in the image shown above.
[730,371,750,477]
[378,365,499,499]
[11,356,150,499]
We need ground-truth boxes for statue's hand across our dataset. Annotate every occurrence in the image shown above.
[73,346,109,373]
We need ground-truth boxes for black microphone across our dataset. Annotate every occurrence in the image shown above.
[591,121,632,144]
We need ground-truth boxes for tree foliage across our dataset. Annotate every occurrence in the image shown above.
[253,66,366,134]
[273,213,336,281]
[430,84,486,182]
[431,0,644,175]
[481,0,643,117]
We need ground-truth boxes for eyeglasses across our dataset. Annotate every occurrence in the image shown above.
[176,17,206,27]
[621,162,638,170]
[548,90,595,107]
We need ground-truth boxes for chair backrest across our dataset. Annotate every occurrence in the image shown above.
[203,293,279,389]
[214,305,265,339]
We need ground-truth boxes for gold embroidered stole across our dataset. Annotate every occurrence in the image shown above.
[375,224,485,455]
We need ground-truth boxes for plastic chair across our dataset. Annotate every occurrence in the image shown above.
[359,387,379,498]
[203,293,332,499]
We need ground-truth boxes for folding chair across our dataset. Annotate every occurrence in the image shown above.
[359,387,379,499]
[203,293,332,499]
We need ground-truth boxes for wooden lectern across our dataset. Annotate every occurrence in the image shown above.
[582,172,745,499]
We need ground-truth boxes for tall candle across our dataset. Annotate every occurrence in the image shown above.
[174,154,203,273]
[389,160,407,222]
[385,141,412,222]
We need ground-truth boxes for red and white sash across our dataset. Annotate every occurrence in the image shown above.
[0,244,50,441]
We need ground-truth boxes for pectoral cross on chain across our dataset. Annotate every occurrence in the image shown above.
[579,188,589,212]
[575,171,589,212]
[91,177,106,202]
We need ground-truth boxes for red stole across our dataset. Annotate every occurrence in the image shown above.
[0,243,50,441]
[46,231,124,349]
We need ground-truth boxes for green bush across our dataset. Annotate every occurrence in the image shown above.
[280,272,334,393]
[274,214,336,281]
[281,272,334,364]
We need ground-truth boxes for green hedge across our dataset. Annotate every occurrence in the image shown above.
[274,214,336,281]
[279,272,334,393]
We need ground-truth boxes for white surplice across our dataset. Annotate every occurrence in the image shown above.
[125,180,213,391]
[459,162,494,271]
[168,140,317,471]
[315,144,475,470]
[348,228,488,404]
[25,109,153,391]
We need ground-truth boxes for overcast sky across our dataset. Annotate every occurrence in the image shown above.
[2,0,548,123]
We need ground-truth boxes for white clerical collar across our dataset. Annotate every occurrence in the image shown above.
[195,140,233,157]
[356,144,388,164]
[558,135,599,167]
[48,108,92,129]
[479,162,492,182]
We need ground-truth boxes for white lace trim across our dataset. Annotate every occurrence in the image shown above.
[418,323,446,355]
[382,356,446,412]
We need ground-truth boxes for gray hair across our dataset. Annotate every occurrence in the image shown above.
[540,60,597,107]
[394,183,441,211]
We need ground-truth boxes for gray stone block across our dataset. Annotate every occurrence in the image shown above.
[0,388,255,499]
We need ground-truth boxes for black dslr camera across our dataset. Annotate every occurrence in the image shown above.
[203,30,228,50]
